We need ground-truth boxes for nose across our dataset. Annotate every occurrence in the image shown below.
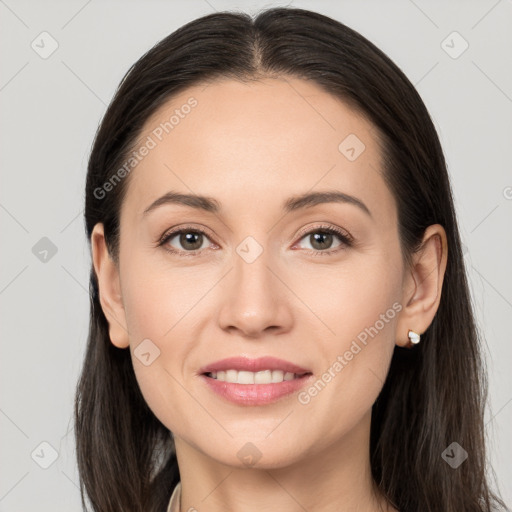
[217,246,293,339]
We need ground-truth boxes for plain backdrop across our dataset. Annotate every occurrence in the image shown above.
[1,0,511,510]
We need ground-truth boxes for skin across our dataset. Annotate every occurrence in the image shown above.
[91,77,447,511]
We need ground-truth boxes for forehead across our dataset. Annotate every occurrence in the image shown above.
[121,77,394,222]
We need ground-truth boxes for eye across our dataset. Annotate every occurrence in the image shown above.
[157,223,353,258]
[158,226,215,257]
[293,224,353,256]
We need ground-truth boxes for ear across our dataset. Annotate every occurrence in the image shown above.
[395,224,448,347]
[90,223,130,349]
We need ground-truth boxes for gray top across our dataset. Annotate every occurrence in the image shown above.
[167,482,181,512]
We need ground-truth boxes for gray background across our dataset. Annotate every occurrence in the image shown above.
[1,0,511,510]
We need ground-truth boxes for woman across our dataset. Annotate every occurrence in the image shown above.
[75,7,507,511]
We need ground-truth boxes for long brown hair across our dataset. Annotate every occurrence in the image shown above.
[76,7,506,511]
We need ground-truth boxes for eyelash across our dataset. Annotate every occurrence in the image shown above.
[157,224,353,258]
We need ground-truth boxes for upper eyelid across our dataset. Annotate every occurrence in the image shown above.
[295,224,352,242]
[159,224,216,244]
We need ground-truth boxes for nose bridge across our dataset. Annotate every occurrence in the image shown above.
[217,234,292,337]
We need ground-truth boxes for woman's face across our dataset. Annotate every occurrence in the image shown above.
[102,77,408,467]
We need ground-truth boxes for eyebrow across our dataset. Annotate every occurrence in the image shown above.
[142,190,371,217]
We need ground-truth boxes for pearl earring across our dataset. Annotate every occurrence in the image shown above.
[407,329,421,346]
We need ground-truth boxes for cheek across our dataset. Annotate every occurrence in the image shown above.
[292,254,401,426]
[118,261,216,429]
[289,249,402,345]
[123,273,198,436]
[120,260,211,341]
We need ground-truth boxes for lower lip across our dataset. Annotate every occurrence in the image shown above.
[200,373,313,405]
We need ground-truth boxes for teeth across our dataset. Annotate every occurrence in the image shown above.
[209,370,301,384]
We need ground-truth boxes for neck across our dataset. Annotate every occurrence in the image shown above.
[173,410,394,512]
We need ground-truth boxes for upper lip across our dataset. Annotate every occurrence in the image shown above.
[199,356,311,375]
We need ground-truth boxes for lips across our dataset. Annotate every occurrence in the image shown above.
[198,356,311,376]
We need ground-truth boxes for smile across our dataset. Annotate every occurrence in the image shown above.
[201,371,313,405]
